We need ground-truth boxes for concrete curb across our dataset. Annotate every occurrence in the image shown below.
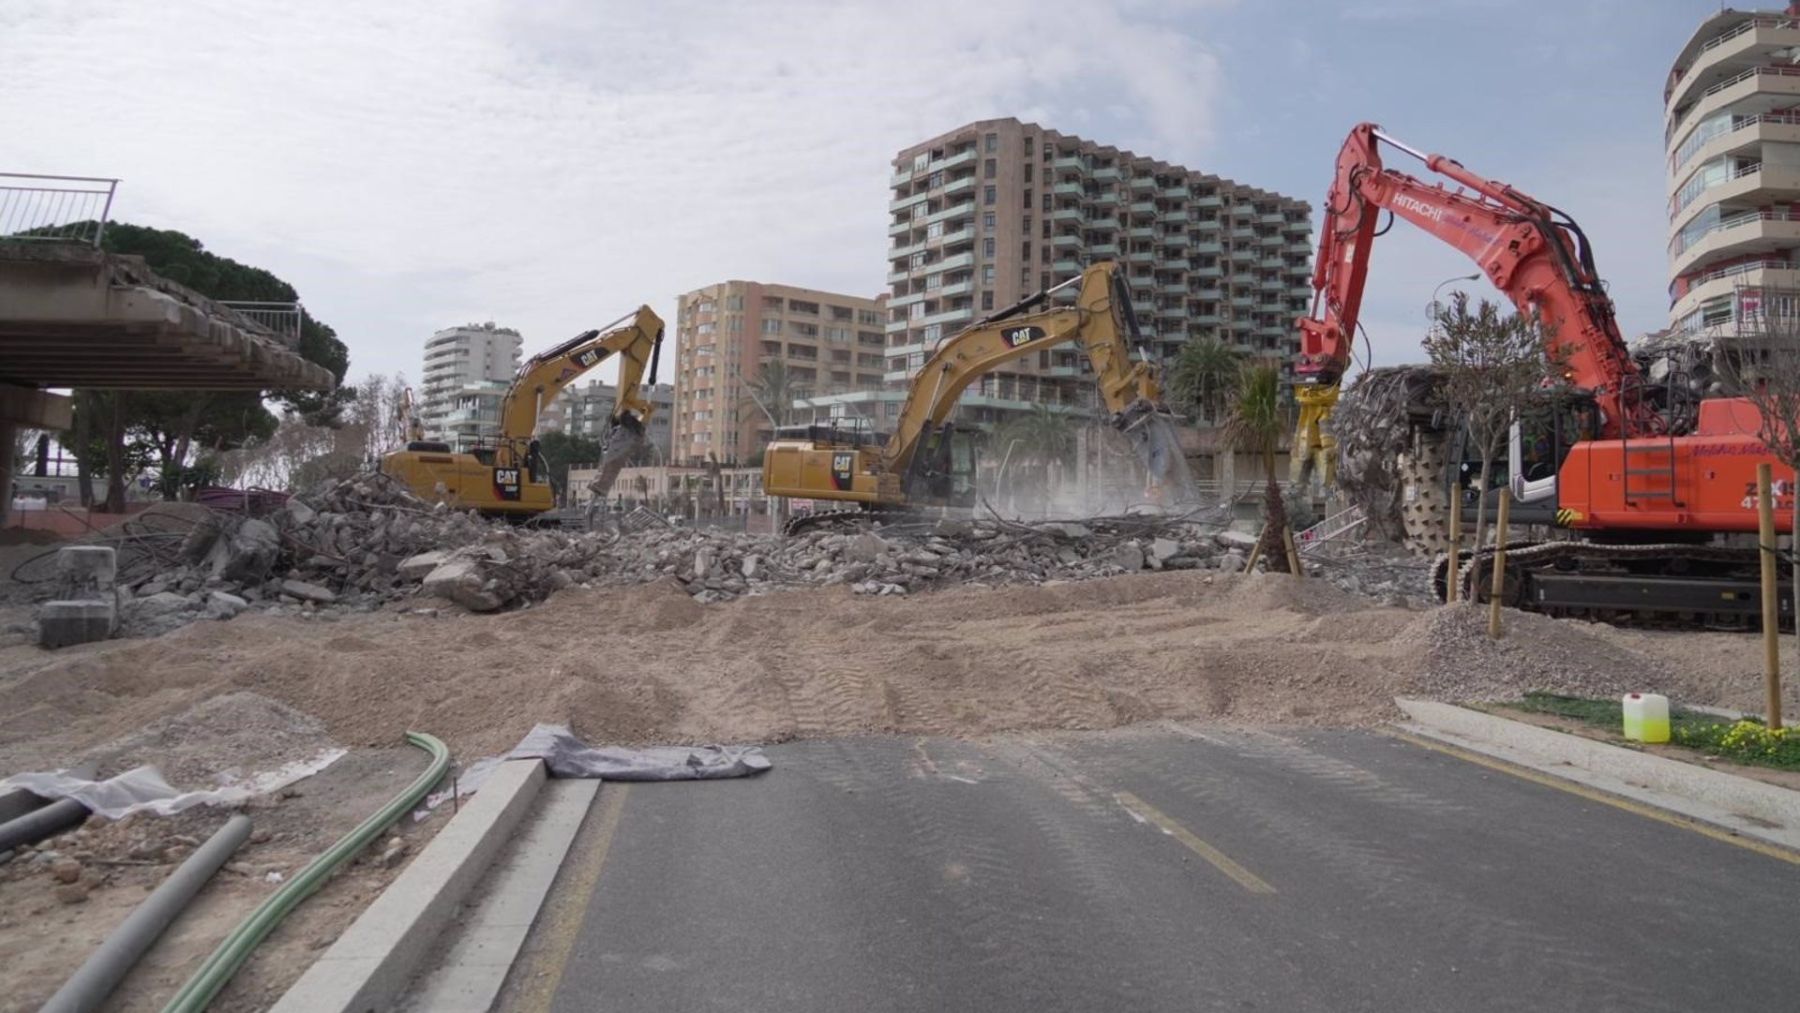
[270,759,548,1013]
[1395,698,1800,852]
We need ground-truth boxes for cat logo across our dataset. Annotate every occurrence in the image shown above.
[573,348,602,369]
[1554,508,1583,527]
[830,452,855,490]
[1001,325,1046,348]
[493,467,522,501]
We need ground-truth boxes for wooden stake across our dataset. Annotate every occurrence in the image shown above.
[1244,522,1265,573]
[1487,490,1512,639]
[1281,525,1303,578]
[1447,486,1462,603]
[1758,464,1783,730]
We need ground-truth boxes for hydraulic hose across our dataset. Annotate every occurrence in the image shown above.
[159,731,451,1013]
[42,814,253,1013]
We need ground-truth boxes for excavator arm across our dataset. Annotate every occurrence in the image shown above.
[1293,122,1657,481]
[497,305,665,450]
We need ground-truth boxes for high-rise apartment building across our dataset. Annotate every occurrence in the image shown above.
[419,322,522,441]
[1665,7,1800,337]
[671,281,886,465]
[884,118,1312,425]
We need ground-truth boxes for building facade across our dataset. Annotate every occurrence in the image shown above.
[546,379,676,460]
[419,322,521,440]
[885,118,1312,426]
[1665,8,1800,337]
[671,281,886,465]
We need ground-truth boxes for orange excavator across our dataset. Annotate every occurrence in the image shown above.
[1296,122,1794,627]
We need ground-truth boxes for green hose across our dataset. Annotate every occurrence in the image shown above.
[160,731,451,1013]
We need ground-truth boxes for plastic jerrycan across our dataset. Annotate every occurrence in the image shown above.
[1622,693,1670,744]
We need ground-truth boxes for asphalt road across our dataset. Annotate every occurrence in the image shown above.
[507,727,1800,1012]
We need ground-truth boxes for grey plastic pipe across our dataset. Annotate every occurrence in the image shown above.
[0,761,99,825]
[0,796,88,853]
[40,814,253,1013]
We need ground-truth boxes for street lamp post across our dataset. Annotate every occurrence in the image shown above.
[1427,273,1483,322]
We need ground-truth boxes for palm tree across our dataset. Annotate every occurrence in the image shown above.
[741,360,809,432]
[1168,338,1247,423]
[1223,361,1293,572]
[993,404,1076,507]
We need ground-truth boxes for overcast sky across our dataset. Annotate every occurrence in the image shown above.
[1,0,1704,390]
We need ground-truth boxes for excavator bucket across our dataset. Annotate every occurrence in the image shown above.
[1115,400,1199,505]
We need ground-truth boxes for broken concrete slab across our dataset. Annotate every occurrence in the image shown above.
[216,518,280,584]
[397,551,448,581]
[421,559,505,613]
[1114,542,1146,571]
[38,599,117,648]
[279,579,338,605]
[55,545,116,593]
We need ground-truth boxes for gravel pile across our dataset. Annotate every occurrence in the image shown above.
[1397,603,1680,702]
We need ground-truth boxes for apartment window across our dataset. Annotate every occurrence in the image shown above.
[831,305,853,321]
[982,211,996,230]
[982,291,995,310]
[725,295,744,311]
[984,158,997,179]
[1042,193,1051,212]
[982,265,996,284]
[858,329,882,345]
[791,321,818,337]
[929,171,944,188]
[857,309,882,326]
[926,273,942,291]
[788,299,818,314]
[983,237,995,257]
[985,132,998,152]
[761,319,781,335]
[762,296,783,311]
[983,185,997,206]
[910,252,926,269]
[923,324,942,342]
[1024,164,1033,183]
[1039,245,1049,263]
[1024,136,1034,156]
[1023,188,1032,210]
[1042,221,1051,239]
[927,221,944,240]
[909,302,926,319]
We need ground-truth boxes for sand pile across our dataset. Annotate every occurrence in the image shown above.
[1,570,1790,775]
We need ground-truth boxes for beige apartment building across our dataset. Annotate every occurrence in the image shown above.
[671,281,886,465]
[876,117,1312,427]
[1664,7,1800,338]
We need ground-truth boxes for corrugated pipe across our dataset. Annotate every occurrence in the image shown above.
[41,814,253,1013]
[160,731,451,1013]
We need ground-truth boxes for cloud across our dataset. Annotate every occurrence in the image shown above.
[0,0,1232,381]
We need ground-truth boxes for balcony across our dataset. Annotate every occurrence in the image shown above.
[1053,182,1085,197]
[1259,275,1287,290]
[1163,211,1191,225]
[1231,248,1258,262]
[1231,226,1256,240]
[1231,294,1256,308]
[927,149,977,173]
[890,239,926,259]
[1667,17,1800,120]
[1130,175,1157,191]
[1053,258,1081,273]
[1159,283,1187,296]
[1052,155,1085,172]
[926,251,975,273]
[885,319,910,334]
[1163,185,1191,200]
[941,227,976,249]
[1671,257,1800,317]
[1127,249,1155,264]
[889,290,927,309]
[888,219,914,238]
[1090,243,1120,257]
[1195,194,1222,208]
[1259,232,1288,247]
[1194,241,1223,255]
[888,190,930,213]
[922,200,976,225]
[918,305,974,328]
[1672,110,1800,179]
[1194,286,1224,300]
[1129,201,1158,216]
[1667,65,1800,150]
[889,168,913,187]
[1259,211,1287,225]
[1051,207,1084,223]
[1127,225,1157,240]
[1260,254,1288,268]
[886,267,909,284]
[1088,216,1120,231]
[1092,189,1119,205]
[1194,264,1223,279]
[1192,313,1223,326]
[1670,208,1800,277]
[938,280,974,298]
[1162,258,1190,271]
[1093,166,1121,181]
[1162,231,1192,247]
[941,176,975,198]
[1052,234,1084,249]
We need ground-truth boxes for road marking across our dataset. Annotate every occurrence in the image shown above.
[1385,729,1800,868]
[506,782,631,1013]
[1113,790,1277,894]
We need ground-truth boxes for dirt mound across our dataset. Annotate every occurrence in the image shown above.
[1395,604,1678,702]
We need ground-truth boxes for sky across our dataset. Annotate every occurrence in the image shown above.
[0,0,1713,391]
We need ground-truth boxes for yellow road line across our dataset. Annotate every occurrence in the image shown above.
[1385,729,1800,868]
[507,782,632,1013]
[1114,790,1277,894]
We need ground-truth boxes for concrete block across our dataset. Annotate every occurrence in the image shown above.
[38,599,116,648]
[279,579,337,604]
[55,545,116,593]
[398,550,447,581]
[270,759,548,1013]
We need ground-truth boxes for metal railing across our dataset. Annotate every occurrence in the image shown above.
[0,173,118,246]
[1667,65,1800,144]
[1669,207,1800,260]
[1669,110,1800,176]
[219,300,303,347]
[1670,257,1799,306]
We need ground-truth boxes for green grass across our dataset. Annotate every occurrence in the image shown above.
[1500,692,1800,771]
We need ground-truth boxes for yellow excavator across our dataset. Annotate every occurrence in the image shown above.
[382,305,664,520]
[763,262,1190,531]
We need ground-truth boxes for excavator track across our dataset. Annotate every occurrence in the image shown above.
[1432,540,1792,632]
[783,506,913,537]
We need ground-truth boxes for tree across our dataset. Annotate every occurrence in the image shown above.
[1223,361,1293,572]
[1718,288,1800,673]
[1421,293,1558,549]
[1168,338,1247,423]
[537,430,604,502]
[741,361,808,432]
[993,404,1076,506]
